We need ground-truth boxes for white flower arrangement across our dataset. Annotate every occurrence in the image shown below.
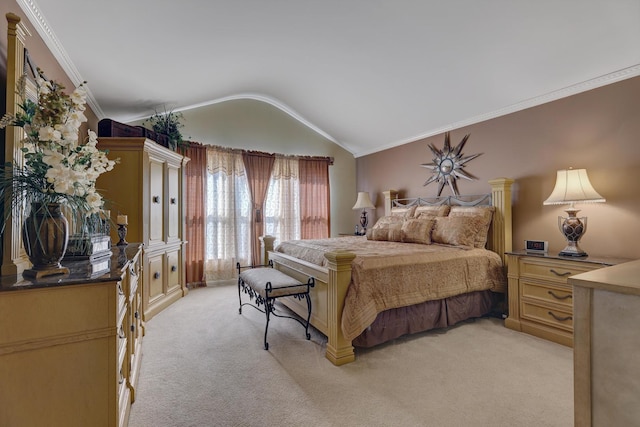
[0,71,117,217]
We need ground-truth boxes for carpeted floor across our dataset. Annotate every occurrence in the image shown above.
[128,282,573,427]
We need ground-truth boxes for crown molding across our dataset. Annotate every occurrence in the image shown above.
[354,64,640,158]
[17,0,105,118]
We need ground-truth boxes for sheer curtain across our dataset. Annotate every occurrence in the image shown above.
[299,158,331,239]
[264,155,300,247]
[204,146,251,280]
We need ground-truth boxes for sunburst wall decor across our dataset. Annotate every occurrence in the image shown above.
[421,132,482,196]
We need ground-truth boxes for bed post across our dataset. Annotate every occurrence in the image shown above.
[259,235,276,266]
[488,177,514,270]
[324,250,356,366]
[382,190,398,217]
[2,13,31,276]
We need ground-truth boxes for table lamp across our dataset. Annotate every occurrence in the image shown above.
[352,192,375,235]
[543,168,605,257]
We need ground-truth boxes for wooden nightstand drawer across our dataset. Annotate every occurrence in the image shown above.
[522,281,573,309]
[519,258,593,284]
[506,251,628,347]
[521,302,573,331]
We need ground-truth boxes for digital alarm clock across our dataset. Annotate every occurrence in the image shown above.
[525,239,548,253]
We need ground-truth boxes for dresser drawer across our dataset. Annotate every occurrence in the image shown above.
[521,302,573,331]
[522,281,573,309]
[519,258,597,284]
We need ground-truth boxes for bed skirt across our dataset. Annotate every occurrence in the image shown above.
[352,290,496,348]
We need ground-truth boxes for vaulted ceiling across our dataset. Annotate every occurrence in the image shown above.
[19,0,640,157]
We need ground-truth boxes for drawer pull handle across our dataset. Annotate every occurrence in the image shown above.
[118,326,126,339]
[171,265,177,272]
[548,290,572,300]
[154,272,161,279]
[153,196,160,204]
[170,197,177,205]
[549,269,572,277]
[548,311,572,322]
[117,284,125,296]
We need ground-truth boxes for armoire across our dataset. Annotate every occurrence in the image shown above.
[97,137,190,321]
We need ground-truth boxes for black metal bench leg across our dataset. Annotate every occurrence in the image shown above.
[304,293,312,340]
[237,277,243,314]
[264,298,273,350]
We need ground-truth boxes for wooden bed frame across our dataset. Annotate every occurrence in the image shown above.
[261,177,513,365]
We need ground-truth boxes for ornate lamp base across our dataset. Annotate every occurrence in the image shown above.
[359,210,369,234]
[558,209,588,257]
[558,241,587,257]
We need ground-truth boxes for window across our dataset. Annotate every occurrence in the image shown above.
[203,147,330,279]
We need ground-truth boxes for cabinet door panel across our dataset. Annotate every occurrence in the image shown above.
[147,255,165,306]
[166,250,181,293]
[148,159,164,245]
[167,165,180,242]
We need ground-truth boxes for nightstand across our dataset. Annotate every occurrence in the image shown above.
[505,250,630,347]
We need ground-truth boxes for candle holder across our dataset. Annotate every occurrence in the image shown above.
[117,224,128,246]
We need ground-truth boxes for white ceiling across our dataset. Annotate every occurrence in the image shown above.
[19,0,640,157]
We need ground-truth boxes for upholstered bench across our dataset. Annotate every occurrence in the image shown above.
[237,261,315,350]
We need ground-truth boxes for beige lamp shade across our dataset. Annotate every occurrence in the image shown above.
[352,192,375,210]
[543,169,605,205]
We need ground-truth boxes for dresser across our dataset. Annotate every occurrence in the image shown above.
[0,244,143,427]
[97,138,189,321]
[570,260,640,426]
[505,250,628,347]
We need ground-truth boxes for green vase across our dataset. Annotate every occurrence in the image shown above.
[22,202,70,278]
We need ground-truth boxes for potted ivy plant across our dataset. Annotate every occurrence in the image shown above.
[143,107,185,151]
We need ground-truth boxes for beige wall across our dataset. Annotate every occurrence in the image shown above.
[130,99,357,236]
[356,76,640,259]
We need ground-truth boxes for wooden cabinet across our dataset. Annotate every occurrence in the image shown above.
[97,138,189,321]
[570,260,640,427]
[505,250,627,347]
[0,244,143,427]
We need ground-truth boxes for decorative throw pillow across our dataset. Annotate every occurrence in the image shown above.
[448,206,495,248]
[390,205,417,219]
[432,216,485,247]
[367,216,403,241]
[401,218,434,245]
[415,205,450,219]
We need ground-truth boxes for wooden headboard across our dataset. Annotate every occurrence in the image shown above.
[382,177,514,270]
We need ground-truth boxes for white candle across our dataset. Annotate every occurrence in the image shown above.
[117,214,128,225]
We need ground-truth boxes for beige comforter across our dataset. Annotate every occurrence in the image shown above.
[275,236,505,341]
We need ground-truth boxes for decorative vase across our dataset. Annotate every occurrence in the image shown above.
[22,202,70,278]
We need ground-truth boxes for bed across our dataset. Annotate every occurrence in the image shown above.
[260,178,513,365]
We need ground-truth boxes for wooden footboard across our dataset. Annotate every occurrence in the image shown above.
[261,236,356,365]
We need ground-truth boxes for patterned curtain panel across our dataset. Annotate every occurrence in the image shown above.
[181,142,207,287]
[204,146,251,280]
[264,155,300,247]
[299,158,331,239]
[242,151,275,266]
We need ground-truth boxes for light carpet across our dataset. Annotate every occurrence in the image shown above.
[128,282,573,427]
